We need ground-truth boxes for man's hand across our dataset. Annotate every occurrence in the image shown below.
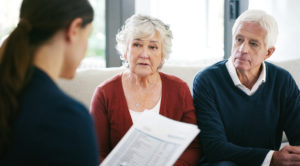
[270,145,300,166]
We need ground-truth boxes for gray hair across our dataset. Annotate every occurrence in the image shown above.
[116,14,173,66]
[232,9,278,49]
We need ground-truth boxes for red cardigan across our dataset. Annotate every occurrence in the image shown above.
[90,72,201,165]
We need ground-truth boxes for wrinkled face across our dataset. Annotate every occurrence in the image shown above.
[61,23,92,79]
[125,31,163,77]
[232,22,272,74]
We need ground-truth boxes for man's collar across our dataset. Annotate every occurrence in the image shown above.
[226,56,266,87]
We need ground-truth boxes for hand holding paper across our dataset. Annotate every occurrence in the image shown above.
[100,111,200,166]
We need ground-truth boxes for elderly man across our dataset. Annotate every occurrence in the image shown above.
[193,9,300,166]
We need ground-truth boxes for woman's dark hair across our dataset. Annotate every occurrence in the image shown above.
[0,0,94,157]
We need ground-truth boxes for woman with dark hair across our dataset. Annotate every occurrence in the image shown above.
[0,0,98,165]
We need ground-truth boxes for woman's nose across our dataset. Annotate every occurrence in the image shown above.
[140,47,150,58]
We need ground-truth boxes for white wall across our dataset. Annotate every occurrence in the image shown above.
[249,0,300,62]
[135,0,224,66]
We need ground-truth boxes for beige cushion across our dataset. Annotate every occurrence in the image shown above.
[57,59,300,143]
[57,59,300,109]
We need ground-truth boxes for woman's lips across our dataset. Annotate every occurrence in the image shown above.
[137,62,149,66]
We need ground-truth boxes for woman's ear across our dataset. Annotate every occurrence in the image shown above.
[0,37,8,62]
[124,46,129,59]
[65,18,83,42]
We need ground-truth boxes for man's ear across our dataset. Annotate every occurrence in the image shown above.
[65,18,83,42]
[265,47,275,60]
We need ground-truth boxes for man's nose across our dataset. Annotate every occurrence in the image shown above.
[239,42,249,53]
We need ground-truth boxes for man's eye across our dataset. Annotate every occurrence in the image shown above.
[250,42,258,47]
[236,38,242,42]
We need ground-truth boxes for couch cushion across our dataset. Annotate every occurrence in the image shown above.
[57,59,300,110]
[57,67,125,109]
[272,59,300,87]
[57,65,206,109]
[161,65,206,90]
[57,59,300,143]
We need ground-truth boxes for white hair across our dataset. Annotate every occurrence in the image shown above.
[232,9,278,49]
[116,14,173,66]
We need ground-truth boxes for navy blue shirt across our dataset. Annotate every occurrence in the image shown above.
[1,67,98,166]
[193,60,300,166]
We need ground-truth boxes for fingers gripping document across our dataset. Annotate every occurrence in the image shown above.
[100,111,200,166]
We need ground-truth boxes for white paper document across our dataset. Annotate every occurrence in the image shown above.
[100,111,200,166]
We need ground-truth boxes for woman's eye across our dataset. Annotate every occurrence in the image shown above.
[133,43,141,47]
[149,46,158,50]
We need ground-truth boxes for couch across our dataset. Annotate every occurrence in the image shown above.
[57,59,300,145]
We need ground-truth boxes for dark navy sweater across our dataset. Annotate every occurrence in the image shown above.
[1,67,99,166]
[193,60,300,166]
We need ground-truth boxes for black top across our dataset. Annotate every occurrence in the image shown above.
[1,67,99,166]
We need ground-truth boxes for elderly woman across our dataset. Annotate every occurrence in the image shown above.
[90,14,201,165]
